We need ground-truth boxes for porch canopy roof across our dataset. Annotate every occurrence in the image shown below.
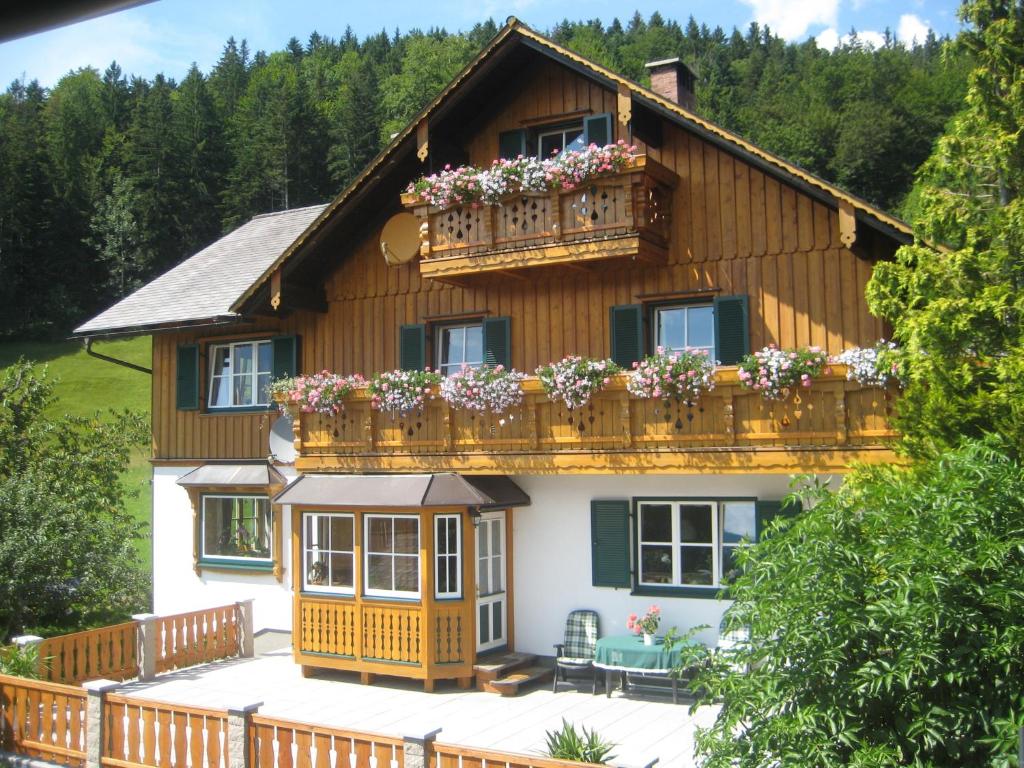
[273,473,530,509]
[176,462,287,488]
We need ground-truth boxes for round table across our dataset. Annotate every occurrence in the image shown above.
[593,634,697,703]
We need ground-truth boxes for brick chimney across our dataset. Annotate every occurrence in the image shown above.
[645,58,696,112]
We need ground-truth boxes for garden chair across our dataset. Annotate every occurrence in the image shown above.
[553,609,600,694]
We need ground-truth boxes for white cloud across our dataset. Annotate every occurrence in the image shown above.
[738,0,839,40]
[815,27,840,49]
[815,27,886,50]
[897,13,931,46]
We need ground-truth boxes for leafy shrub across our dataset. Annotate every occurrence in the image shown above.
[0,643,48,679]
[544,718,616,764]
[692,439,1024,767]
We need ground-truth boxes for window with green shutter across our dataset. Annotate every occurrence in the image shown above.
[755,497,801,540]
[482,317,511,369]
[271,335,297,380]
[591,499,631,588]
[610,304,643,368]
[176,344,199,411]
[399,324,426,371]
[713,294,749,365]
[583,113,613,147]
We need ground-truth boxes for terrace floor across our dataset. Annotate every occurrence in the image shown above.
[116,644,718,767]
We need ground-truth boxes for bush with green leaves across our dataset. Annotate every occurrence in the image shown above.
[544,719,616,764]
[0,362,148,641]
[690,439,1024,767]
[0,643,48,679]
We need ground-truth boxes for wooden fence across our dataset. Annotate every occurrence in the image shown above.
[250,714,406,768]
[154,605,240,674]
[435,742,606,768]
[101,693,229,768]
[40,622,138,686]
[0,672,87,767]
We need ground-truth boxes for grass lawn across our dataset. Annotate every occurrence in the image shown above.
[0,337,153,571]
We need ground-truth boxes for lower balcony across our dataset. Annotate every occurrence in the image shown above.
[289,367,898,474]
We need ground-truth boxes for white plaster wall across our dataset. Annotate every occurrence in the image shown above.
[152,467,296,631]
[511,473,833,655]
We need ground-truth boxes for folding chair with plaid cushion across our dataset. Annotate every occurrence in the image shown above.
[553,609,600,693]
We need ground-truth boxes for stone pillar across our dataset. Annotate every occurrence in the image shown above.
[12,634,43,647]
[83,679,120,768]
[132,613,158,681]
[235,599,255,658]
[225,700,262,768]
[402,727,441,768]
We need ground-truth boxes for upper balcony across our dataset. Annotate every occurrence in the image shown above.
[286,367,898,475]
[400,155,677,283]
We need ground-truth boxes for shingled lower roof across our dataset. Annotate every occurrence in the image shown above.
[73,204,327,338]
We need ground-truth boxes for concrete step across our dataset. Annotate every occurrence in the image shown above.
[473,652,536,690]
[484,665,553,696]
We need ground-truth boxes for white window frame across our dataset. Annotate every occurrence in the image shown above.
[208,339,273,409]
[435,322,484,377]
[653,304,715,356]
[537,123,584,159]
[200,494,273,563]
[636,499,755,589]
[434,514,462,599]
[302,512,355,595]
[363,514,421,599]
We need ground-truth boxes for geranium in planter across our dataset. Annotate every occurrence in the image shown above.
[369,369,442,415]
[406,163,484,209]
[439,364,526,417]
[536,355,621,410]
[627,347,716,403]
[271,372,365,416]
[834,340,903,388]
[737,345,829,400]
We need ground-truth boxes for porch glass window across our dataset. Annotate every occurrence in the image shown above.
[537,123,584,158]
[365,514,420,598]
[437,323,483,376]
[303,513,355,594]
[434,514,462,599]
[208,340,273,408]
[653,304,714,356]
[637,500,755,588]
[201,495,272,562]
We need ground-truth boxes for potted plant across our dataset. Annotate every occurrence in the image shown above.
[834,340,903,387]
[270,371,365,416]
[737,344,829,400]
[369,369,442,416]
[439,364,526,421]
[627,347,716,403]
[627,605,662,645]
[536,355,621,410]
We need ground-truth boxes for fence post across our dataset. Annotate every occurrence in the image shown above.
[83,678,120,768]
[132,613,158,681]
[235,599,255,658]
[402,727,441,768]
[225,700,262,768]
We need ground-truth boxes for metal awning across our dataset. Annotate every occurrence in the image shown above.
[273,473,530,509]
[176,463,287,488]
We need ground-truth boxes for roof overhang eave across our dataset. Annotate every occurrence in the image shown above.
[70,314,245,341]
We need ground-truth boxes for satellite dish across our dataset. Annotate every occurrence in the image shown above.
[380,212,420,266]
[268,413,297,464]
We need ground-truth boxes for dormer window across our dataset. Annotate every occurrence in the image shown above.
[538,123,584,159]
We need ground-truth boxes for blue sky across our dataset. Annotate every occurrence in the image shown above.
[0,0,963,89]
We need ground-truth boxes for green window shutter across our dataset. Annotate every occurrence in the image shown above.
[399,324,426,370]
[591,499,631,588]
[176,344,200,410]
[482,316,511,369]
[609,304,643,368]
[271,335,298,380]
[755,498,801,540]
[714,294,749,365]
[498,129,526,160]
[583,113,613,147]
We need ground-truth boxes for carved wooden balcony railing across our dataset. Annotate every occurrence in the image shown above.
[288,367,898,474]
[400,155,677,282]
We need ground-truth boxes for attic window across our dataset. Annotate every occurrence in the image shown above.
[537,123,584,159]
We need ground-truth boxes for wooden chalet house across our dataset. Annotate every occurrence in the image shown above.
[75,20,906,691]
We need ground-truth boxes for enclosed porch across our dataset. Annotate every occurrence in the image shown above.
[276,473,530,690]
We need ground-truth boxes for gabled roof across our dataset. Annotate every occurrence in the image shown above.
[73,204,327,338]
[230,18,913,316]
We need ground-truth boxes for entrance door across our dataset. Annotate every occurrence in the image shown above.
[476,511,506,652]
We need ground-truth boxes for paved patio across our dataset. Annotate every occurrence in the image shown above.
[116,645,717,766]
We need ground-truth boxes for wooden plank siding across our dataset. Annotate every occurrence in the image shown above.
[151,59,889,463]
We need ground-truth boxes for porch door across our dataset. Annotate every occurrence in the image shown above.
[476,511,507,653]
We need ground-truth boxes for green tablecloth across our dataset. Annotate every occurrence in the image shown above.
[594,634,692,674]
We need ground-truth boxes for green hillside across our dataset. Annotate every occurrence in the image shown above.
[0,337,153,569]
